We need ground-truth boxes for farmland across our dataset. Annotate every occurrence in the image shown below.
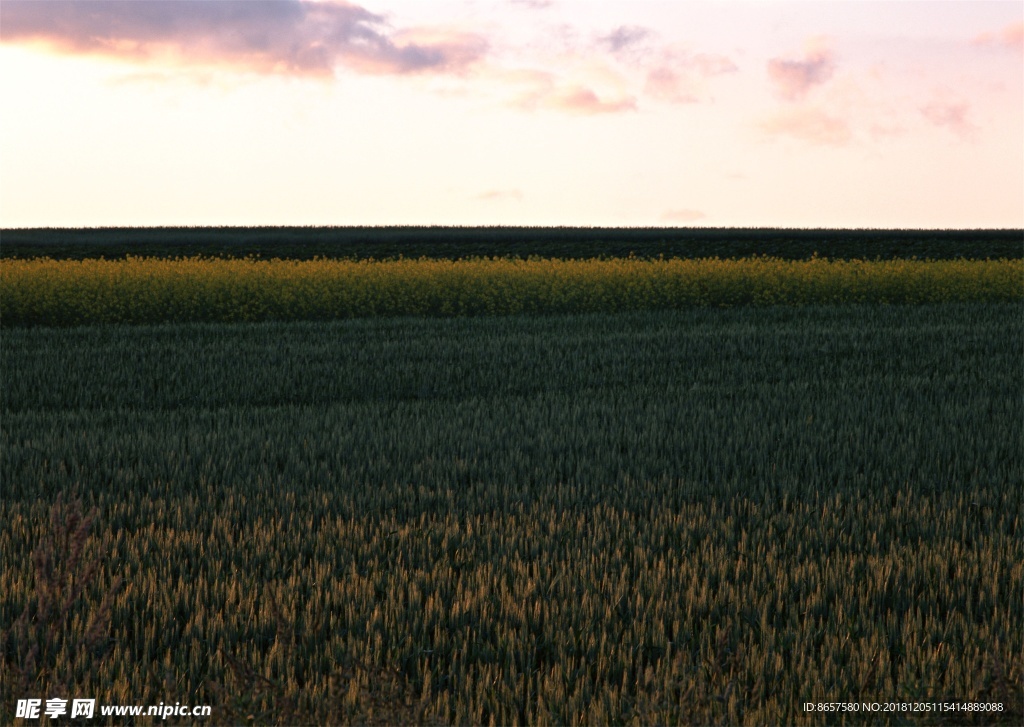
[2,299,1022,724]
[2,256,1021,326]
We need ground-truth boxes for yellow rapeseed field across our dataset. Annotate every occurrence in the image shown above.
[1,255,1021,325]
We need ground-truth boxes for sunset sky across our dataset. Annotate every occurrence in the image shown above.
[1,0,1021,229]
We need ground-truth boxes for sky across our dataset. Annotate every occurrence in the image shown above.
[0,0,1021,229]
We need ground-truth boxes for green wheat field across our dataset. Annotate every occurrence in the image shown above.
[1,227,1022,725]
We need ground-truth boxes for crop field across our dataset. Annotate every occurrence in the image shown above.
[2,256,1021,326]
[2,302,1022,725]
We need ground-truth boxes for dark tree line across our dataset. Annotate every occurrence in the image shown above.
[2,226,1021,261]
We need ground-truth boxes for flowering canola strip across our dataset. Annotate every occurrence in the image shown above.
[2,255,1021,325]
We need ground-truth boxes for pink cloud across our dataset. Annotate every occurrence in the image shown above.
[510,0,555,9]
[0,0,487,77]
[691,53,738,76]
[546,86,637,114]
[477,189,524,202]
[868,122,908,141]
[760,109,852,146]
[502,63,635,115]
[767,42,836,101]
[661,209,706,223]
[644,67,699,104]
[971,21,1024,50]
[919,100,976,137]
[644,52,736,103]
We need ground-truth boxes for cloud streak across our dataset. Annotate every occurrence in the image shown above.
[642,52,735,105]
[661,208,706,223]
[767,41,836,101]
[760,108,852,146]
[476,189,524,202]
[555,86,636,113]
[517,84,637,114]
[0,0,487,77]
[509,0,554,9]
[593,24,737,107]
[971,21,1024,51]
[644,67,699,104]
[920,100,976,138]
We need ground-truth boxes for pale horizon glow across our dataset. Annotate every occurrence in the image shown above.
[1,0,1021,229]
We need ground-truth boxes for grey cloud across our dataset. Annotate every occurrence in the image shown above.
[0,0,487,76]
[599,25,651,53]
[767,46,836,101]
